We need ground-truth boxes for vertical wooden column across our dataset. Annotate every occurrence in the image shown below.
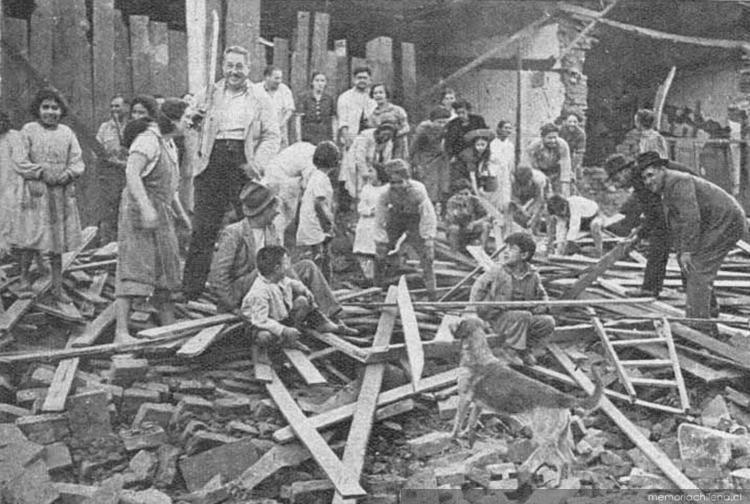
[334,39,348,98]
[185,0,206,94]
[169,30,189,96]
[325,51,338,95]
[30,0,54,75]
[129,15,152,95]
[54,0,94,126]
[310,12,330,75]
[226,0,262,80]
[290,11,311,98]
[93,0,115,124]
[401,42,417,120]
[272,37,290,84]
[366,37,393,90]
[3,17,29,128]
[149,21,170,96]
[113,10,133,97]
[205,0,223,83]
[351,57,368,78]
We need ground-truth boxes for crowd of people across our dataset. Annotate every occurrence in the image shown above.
[0,42,744,360]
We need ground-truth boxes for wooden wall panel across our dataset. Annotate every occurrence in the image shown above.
[149,21,170,96]
[93,0,115,124]
[29,0,54,98]
[290,12,311,97]
[335,39,348,99]
[366,37,393,91]
[185,0,206,93]
[3,17,29,128]
[401,42,417,120]
[273,37,290,84]
[54,0,94,125]
[325,50,338,97]
[226,0,262,80]
[113,10,133,98]
[168,30,188,96]
[129,15,151,95]
[310,12,330,75]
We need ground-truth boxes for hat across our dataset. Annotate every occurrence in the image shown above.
[239,181,277,217]
[463,128,495,143]
[604,154,635,178]
[637,151,669,170]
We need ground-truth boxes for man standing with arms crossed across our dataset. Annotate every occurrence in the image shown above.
[183,45,280,300]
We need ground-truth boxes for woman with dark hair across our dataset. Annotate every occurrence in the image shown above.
[439,88,458,120]
[367,83,410,158]
[13,88,84,302]
[297,71,337,145]
[115,98,193,343]
[0,111,25,253]
[635,108,668,159]
[129,95,159,122]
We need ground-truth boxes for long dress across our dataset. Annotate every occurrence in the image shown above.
[116,125,181,297]
[12,122,84,254]
[411,120,449,205]
[0,130,26,252]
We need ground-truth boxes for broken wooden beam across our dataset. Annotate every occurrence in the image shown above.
[553,0,622,68]
[138,314,238,339]
[41,357,79,412]
[176,323,228,358]
[397,277,423,390]
[347,297,655,309]
[283,348,327,385]
[562,234,638,299]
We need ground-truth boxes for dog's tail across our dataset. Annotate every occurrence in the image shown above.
[576,365,604,412]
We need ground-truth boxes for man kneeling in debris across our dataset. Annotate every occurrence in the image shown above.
[470,231,555,366]
[241,245,353,348]
[546,193,604,257]
[207,180,351,336]
[444,178,491,253]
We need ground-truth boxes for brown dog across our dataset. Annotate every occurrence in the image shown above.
[450,317,603,478]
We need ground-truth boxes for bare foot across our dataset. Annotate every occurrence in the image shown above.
[114,332,140,345]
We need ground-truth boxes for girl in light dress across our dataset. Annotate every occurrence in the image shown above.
[353,169,386,283]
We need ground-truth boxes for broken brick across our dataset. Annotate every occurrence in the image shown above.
[2,459,59,504]
[437,395,458,420]
[15,413,70,444]
[67,389,112,440]
[180,420,209,443]
[702,395,732,430]
[132,403,176,429]
[185,431,237,456]
[131,382,170,402]
[120,424,168,451]
[178,395,214,416]
[122,388,161,418]
[15,388,47,408]
[213,396,252,416]
[44,442,73,472]
[153,444,180,488]
[366,474,407,495]
[179,438,259,492]
[434,463,466,487]
[119,488,172,504]
[110,358,149,386]
[173,379,216,397]
[227,420,259,436]
[407,431,452,459]
[128,449,158,484]
[51,482,97,502]
[0,403,32,423]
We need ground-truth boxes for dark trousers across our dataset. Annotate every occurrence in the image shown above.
[97,160,127,245]
[183,141,249,297]
[643,226,670,295]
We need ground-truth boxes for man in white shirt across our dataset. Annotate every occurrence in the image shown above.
[547,194,603,256]
[337,66,376,150]
[255,66,295,150]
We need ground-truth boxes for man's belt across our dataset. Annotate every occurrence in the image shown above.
[213,139,244,153]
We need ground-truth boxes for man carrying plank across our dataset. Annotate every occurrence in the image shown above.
[470,231,554,366]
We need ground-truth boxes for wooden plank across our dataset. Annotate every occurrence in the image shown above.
[334,39,348,98]
[92,0,115,124]
[397,276,424,390]
[168,30,188,96]
[71,303,116,348]
[265,369,366,497]
[656,318,690,411]
[283,349,327,385]
[465,245,494,271]
[129,15,152,95]
[35,301,84,323]
[365,36,393,90]
[548,343,699,492]
[290,12,311,98]
[0,227,96,334]
[137,314,238,339]
[113,10,132,97]
[2,16,29,128]
[333,286,398,504]
[273,368,460,443]
[86,273,108,299]
[41,358,79,412]
[225,0,261,80]
[308,329,368,363]
[562,235,638,299]
[401,42,417,119]
[185,0,206,93]
[272,37,290,85]
[149,21,170,96]
[176,324,226,358]
[310,12,330,75]
[593,317,636,398]
[253,345,273,383]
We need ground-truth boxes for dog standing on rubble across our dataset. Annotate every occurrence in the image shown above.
[450,317,604,479]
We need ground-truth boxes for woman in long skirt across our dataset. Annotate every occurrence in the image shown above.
[115,98,192,344]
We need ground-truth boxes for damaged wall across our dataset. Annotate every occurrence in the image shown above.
[666,62,742,127]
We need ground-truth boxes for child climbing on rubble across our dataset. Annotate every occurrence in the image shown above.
[241,245,356,350]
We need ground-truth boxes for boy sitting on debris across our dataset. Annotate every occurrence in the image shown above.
[444,178,491,253]
[241,245,355,349]
[470,231,555,366]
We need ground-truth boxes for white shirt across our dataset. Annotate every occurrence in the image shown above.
[262,142,316,186]
[556,195,599,243]
[337,88,376,141]
[254,82,295,132]
[296,169,333,246]
[213,86,257,140]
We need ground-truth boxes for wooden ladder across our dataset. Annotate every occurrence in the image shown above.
[593,317,690,414]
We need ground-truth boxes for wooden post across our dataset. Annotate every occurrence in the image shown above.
[113,10,133,97]
[310,12,330,75]
[291,12,311,97]
[54,0,94,126]
[401,42,417,121]
[129,15,152,95]
[185,0,207,93]
[351,57,368,78]
[325,50,338,95]
[92,0,115,125]
[334,39,348,98]
[30,0,54,93]
[2,17,28,128]
[225,0,262,80]
[168,30,189,96]
[149,21,170,96]
[272,37,290,85]
[515,43,522,167]
[366,37,393,90]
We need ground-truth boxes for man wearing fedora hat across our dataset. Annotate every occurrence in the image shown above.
[641,153,746,328]
[207,179,343,322]
[605,151,695,297]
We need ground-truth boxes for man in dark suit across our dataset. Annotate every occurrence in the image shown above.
[443,99,487,159]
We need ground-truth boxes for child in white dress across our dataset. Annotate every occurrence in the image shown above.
[353,170,385,282]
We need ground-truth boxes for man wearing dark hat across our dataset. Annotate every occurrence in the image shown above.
[526,123,573,197]
[641,154,746,327]
[207,180,344,324]
[605,151,694,297]
[374,159,438,299]
[443,99,488,159]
